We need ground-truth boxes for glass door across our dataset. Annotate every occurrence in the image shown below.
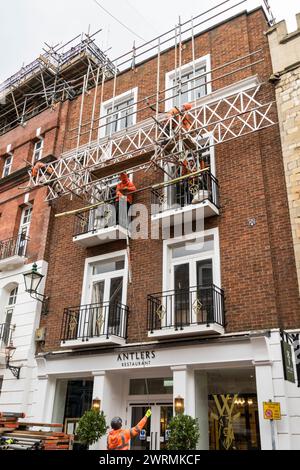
[129,404,173,450]
[174,263,190,327]
[196,259,213,324]
[171,241,214,327]
[83,256,126,339]
[130,405,151,450]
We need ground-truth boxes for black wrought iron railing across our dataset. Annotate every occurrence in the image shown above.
[151,170,219,215]
[147,284,224,332]
[61,301,129,342]
[0,323,14,346]
[73,200,129,237]
[0,234,29,261]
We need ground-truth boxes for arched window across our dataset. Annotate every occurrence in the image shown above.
[0,285,18,345]
[8,286,18,306]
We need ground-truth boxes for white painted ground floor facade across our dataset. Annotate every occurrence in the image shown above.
[33,329,300,450]
[0,260,48,418]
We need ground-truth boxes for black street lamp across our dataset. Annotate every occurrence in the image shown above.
[23,263,49,314]
[5,341,21,379]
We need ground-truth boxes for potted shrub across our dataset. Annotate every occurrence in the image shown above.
[167,414,200,450]
[76,409,108,448]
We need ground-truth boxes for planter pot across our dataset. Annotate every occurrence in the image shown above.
[191,189,210,204]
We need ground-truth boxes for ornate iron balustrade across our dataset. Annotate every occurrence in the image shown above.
[73,199,129,236]
[0,234,29,261]
[61,301,129,342]
[151,170,219,215]
[147,284,224,332]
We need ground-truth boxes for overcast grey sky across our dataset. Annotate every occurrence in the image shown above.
[0,0,298,82]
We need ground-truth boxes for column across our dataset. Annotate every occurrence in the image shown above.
[171,365,195,416]
[251,334,279,450]
[195,371,209,450]
[32,374,56,422]
[255,361,278,450]
[91,371,107,450]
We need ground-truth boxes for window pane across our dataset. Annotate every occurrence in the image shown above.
[109,277,123,304]
[105,97,134,135]
[8,286,18,305]
[197,259,213,286]
[172,235,214,258]
[92,258,125,275]
[129,378,173,395]
[174,263,189,290]
[22,207,32,225]
[92,281,105,304]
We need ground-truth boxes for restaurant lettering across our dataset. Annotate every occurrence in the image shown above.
[117,350,156,367]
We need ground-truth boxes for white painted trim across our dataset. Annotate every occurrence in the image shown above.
[195,75,260,108]
[99,87,138,139]
[81,249,128,306]
[162,227,221,293]
[148,323,224,339]
[165,54,212,111]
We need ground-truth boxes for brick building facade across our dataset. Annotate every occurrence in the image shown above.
[1,5,300,450]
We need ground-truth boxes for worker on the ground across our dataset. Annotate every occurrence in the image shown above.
[167,102,193,131]
[107,409,152,450]
[115,173,136,224]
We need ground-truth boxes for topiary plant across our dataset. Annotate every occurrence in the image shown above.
[167,414,200,450]
[76,409,108,447]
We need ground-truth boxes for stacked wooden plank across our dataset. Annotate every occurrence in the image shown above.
[0,412,25,432]
[0,413,73,450]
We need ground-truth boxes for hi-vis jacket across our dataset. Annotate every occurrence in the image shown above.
[107,415,148,450]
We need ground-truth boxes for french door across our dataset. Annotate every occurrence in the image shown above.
[82,261,125,338]
[90,274,123,335]
[171,256,213,327]
[129,404,173,450]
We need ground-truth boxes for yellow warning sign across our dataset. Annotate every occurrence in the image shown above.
[263,402,281,420]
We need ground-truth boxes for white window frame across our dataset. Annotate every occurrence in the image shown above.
[32,138,44,162]
[1,285,18,346]
[99,87,138,139]
[162,228,220,327]
[162,228,221,293]
[81,250,129,306]
[18,206,32,256]
[2,154,13,178]
[165,55,211,111]
[161,133,216,212]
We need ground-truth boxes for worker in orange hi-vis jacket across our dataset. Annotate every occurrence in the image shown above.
[167,102,193,131]
[31,161,53,179]
[115,173,136,225]
[116,173,136,205]
[107,409,152,450]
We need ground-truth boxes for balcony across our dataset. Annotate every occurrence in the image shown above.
[0,235,29,271]
[0,323,14,364]
[147,284,224,339]
[151,170,219,224]
[60,301,128,347]
[73,201,129,247]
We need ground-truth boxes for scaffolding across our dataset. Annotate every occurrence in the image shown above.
[0,31,116,136]
[1,0,277,207]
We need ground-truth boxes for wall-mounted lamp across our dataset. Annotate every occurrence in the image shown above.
[174,395,184,415]
[5,341,21,379]
[92,397,101,412]
[23,263,49,314]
